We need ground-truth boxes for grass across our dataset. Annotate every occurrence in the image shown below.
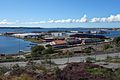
[85,67,107,75]
[24,38,43,43]
[0,58,26,62]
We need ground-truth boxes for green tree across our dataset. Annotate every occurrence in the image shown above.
[42,47,54,68]
[42,47,54,55]
[45,44,52,48]
[31,45,45,57]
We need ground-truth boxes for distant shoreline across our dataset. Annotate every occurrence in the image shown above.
[0,27,120,30]
[0,27,43,29]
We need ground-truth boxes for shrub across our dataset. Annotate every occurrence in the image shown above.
[103,44,113,51]
[86,57,96,62]
[82,47,94,53]
[31,45,45,57]
[113,36,120,47]
[42,47,54,55]
[0,66,10,75]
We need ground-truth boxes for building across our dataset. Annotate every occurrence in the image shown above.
[43,37,54,42]
[50,32,76,37]
[50,40,67,48]
[66,37,82,45]
[12,33,42,38]
[0,54,6,59]
[81,38,103,44]
[51,32,65,37]
[43,37,65,42]
[70,33,106,39]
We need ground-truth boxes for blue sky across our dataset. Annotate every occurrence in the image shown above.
[0,0,120,28]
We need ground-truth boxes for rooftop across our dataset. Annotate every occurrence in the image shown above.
[50,40,66,45]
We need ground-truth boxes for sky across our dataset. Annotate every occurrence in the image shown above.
[0,0,120,28]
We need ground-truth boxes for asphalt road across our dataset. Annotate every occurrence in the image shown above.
[0,52,120,68]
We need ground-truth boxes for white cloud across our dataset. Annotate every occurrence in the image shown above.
[24,14,120,24]
[91,18,101,22]
[48,20,54,23]
[48,19,73,23]
[107,14,120,22]
[47,14,88,23]
[91,14,120,22]
[0,19,16,25]
[24,21,46,24]
[1,14,120,26]
[79,14,88,22]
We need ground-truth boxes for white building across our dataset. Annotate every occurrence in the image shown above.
[51,32,66,37]
[12,33,42,38]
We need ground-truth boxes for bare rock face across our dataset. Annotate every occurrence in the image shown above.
[4,71,11,76]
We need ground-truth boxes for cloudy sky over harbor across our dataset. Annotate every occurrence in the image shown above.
[0,0,120,28]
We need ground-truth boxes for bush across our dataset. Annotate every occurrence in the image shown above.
[103,44,113,51]
[86,57,96,62]
[45,44,52,48]
[115,68,120,80]
[113,36,120,47]
[11,64,25,76]
[0,66,10,75]
[82,47,94,53]
[0,58,25,62]
[24,54,32,59]
[42,47,54,55]
[31,45,45,57]
[12,74,34,80]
